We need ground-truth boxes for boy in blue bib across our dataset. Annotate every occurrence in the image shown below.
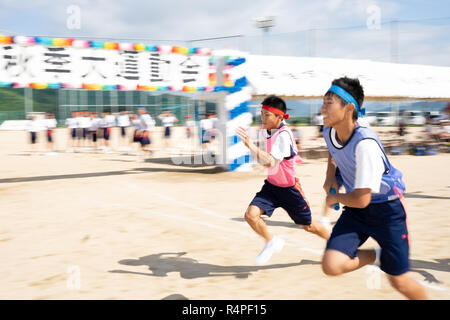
[321,77,427,299]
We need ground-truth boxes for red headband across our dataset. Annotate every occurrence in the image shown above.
[262,105,290,119]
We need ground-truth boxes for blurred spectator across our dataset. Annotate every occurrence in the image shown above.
[77,111,91,148]
[184,115,195,139]
[44,113,57,155]
[437,119,450,142]
[117,110,131,150]
[27,115,41,153]
[291,121,303,151]
[65,111,78,151]
[130,113,142,154]
[313,112,324,137]
[158,109,178,149]
[398,110,407,137]
[137,107,155,158]
[104,111,116,152]
[199,114,213,152]
[88,112,101,151]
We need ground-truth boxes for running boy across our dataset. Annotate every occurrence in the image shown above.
[320,77,427,299]
[236,95,330,265]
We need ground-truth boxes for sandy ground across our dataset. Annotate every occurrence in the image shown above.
[0,128,449,300]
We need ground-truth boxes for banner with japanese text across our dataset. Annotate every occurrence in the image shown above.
[0,43,210,90]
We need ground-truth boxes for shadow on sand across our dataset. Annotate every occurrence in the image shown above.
[109,252,309,279]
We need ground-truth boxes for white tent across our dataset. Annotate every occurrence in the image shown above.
[245,55,450,100]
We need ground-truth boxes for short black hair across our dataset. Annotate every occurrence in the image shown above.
[325,77,364,119]
[261,95,287,113]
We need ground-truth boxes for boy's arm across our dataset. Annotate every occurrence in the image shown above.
[326,188,371,209]
[236,126,277,168]
[323,152,338,194]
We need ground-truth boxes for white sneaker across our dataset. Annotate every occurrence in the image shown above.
[254,236,285,265]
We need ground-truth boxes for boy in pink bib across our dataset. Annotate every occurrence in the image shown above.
[236,95,330,265]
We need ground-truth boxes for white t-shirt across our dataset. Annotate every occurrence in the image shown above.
[261,123,294,162]
[89,118,101,131]
[65,117,78,128]
[104,115,116,127]
[161,116,177,127]
[331,130,386,193]
[140,114,155,130]
[185,120,195,128]
[315,114,324,126]
[131,119,141,130]
[45,118,57,129]
[200,118,212,130]
[78,116,91,129]
[117,114,130,127]
[28,120,42,132]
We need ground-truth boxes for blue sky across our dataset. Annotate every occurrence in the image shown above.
[0,0,449,66]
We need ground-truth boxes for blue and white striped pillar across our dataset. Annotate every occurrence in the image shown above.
[210,52,253,171]
[223,56,253,171]
[225,81,253,171]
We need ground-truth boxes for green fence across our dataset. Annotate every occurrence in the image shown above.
[0,87,201,126]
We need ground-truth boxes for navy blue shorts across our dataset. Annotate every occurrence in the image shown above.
[249,179,312,225]
[164,126,171,137]
[30,132,37,144]
[326,198,410,276]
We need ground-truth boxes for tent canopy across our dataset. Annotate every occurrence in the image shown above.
[246,55,450,101]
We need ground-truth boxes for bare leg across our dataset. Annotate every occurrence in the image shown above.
[387,274,428,300]
[322,248,376,275]
[303,220,331,240]
[244,205,272,242]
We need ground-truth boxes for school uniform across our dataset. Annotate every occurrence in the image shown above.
[199,118,212,144]
[185,120,195,138]
[161,116,176,138]
[323,124,410,276]
[65,117,78,139]
[78,116,91,139]
[88,118,101,142]
[45,118,57,142]
[103,114,116,141]
[139,114,154,146]
[131,119,142,143]
[28,119,41,144]
[117,114,130,137]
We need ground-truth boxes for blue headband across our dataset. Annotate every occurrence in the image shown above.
[328,85,365,117]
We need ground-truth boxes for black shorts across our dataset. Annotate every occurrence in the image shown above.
[326,199,410,276]
[164,126,171,138]
[249,179,312,225]
[30,132,37,144]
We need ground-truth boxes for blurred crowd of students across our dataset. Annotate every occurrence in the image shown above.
[26,109,220,160]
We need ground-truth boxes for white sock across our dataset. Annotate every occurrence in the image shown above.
[373,248,381,266]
